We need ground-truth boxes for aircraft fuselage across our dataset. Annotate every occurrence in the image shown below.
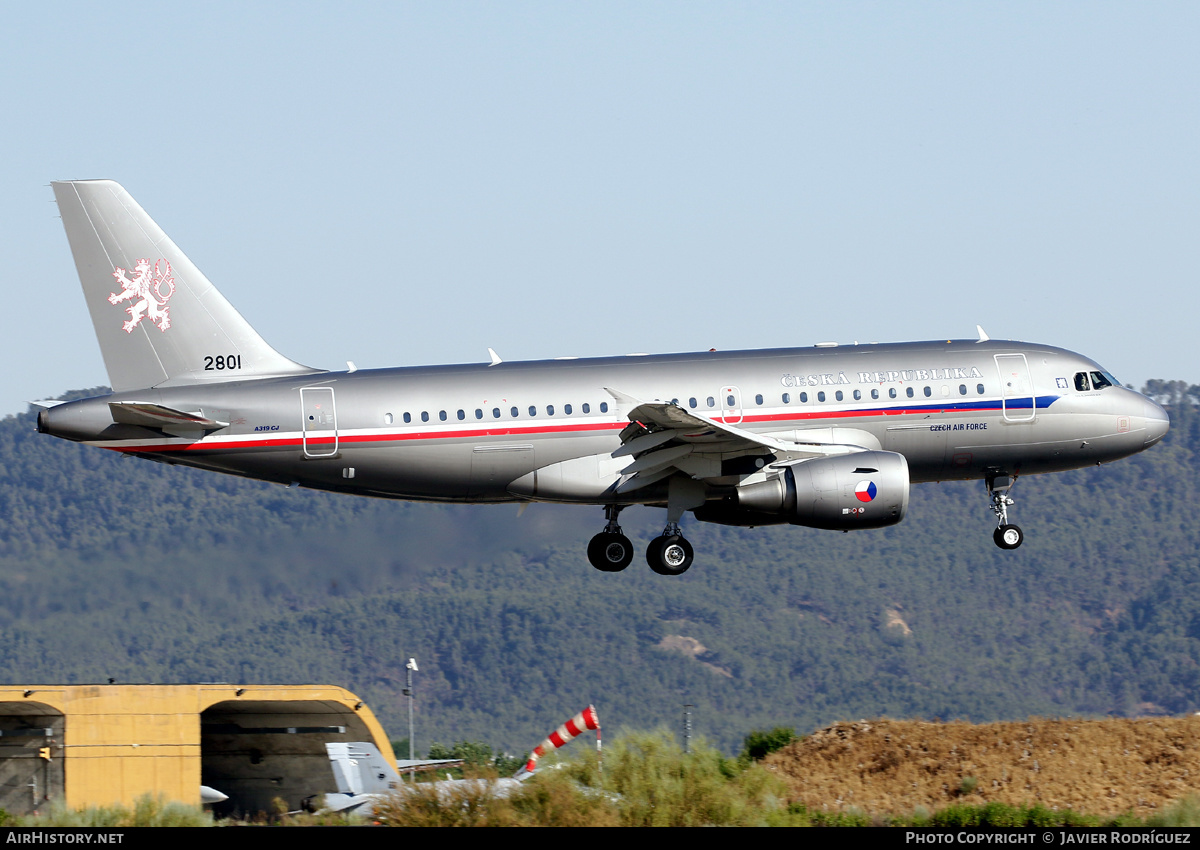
[39,339,1167,506]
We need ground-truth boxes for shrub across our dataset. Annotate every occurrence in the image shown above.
[740,726,798,762]
[375,730,787,827]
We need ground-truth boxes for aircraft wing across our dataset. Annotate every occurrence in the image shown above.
[604,389,872,493]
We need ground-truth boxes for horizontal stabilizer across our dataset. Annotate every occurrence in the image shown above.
[108,402,228,431]
[200,786,228,805]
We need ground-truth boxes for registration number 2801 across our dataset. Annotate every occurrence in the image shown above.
[204,355,242,371]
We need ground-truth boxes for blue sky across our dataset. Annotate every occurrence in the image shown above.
[3,2,1197,415]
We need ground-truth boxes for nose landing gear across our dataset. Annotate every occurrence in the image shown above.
[987,474,1023,550]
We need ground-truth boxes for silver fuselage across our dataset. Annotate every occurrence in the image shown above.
[39,339,1169,507]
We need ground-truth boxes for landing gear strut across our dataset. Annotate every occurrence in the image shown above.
[586,505,634,572]
[987,474,1024,550]
[645,477,702,575]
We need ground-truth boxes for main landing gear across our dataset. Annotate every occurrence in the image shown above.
[586,508,695,576]
[987,474,1024,550]
[646,522,694,576]
[586,505,635,572]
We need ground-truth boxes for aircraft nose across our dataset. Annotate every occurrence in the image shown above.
[1143,398,1170,448]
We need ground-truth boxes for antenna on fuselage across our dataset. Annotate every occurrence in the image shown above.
[487,348,503,366]
[975,325,990,343]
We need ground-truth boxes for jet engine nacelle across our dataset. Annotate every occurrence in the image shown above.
[694,451,910,530]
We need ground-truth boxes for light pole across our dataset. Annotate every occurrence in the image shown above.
[404,658,418,762]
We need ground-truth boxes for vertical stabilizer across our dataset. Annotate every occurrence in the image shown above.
[326,742,400,794]
[52,180,320,392]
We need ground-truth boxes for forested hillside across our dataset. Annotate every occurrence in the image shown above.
[1,382,1197,754]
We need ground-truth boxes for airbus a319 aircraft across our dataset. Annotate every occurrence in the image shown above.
[37,181,1170,575]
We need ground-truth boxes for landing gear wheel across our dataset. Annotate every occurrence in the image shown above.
[587,532,634,572]
[647,534,694,576]
[993,524,1024,550]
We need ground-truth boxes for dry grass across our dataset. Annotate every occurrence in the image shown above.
[372,732,788,827]
[371,768,621,827]
[15,794,212,827]
[764,717,1200,818]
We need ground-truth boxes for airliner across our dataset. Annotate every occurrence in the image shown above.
[37,181,1170,575]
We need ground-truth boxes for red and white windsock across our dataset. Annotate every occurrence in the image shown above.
[524,705,600,774]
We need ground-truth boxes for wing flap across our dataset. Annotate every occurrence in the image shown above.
[604,389,873,486]
[620,444,693,476]
[611,428,686,458]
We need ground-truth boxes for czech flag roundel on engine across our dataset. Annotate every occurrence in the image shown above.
[855,480,878,502]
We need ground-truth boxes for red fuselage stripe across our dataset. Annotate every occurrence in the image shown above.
[103,405,1002,454]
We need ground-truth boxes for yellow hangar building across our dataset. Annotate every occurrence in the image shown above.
[0,683,397,816]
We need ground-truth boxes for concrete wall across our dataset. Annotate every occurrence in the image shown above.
[0,685,394,814]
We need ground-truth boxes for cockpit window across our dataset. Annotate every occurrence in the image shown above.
[1076,370,1117,391]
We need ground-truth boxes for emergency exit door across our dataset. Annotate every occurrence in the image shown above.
[301,387,338,457]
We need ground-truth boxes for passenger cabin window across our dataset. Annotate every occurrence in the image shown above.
[923,386,932,397]
[493,408,501,418]
[871,389,879,400]
[889,388,897,399]
[421,411,429,423]
[817,391,826,402]
[977,384,985,395]
[582,403,591,414]
[457,410,465,420]
[547,405,555,416]
[782,393,790,404]
[439,410,447,421]
[403,412,412,424]
[384,413,393,425]
[906,387,914,398]
[853,389,861,401]
[835,390,843,401]
[959,384,967,395]
[564,404,572,415]
[689,398,697,408]
[511,407,519,417]
[476,409,483,419]
[600,402,608,413]
[707,397,715,408]
[800,392,808,403]
[755,394,763,405]
[528,406,537,417]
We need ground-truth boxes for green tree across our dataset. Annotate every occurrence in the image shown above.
[741,726,798,761]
